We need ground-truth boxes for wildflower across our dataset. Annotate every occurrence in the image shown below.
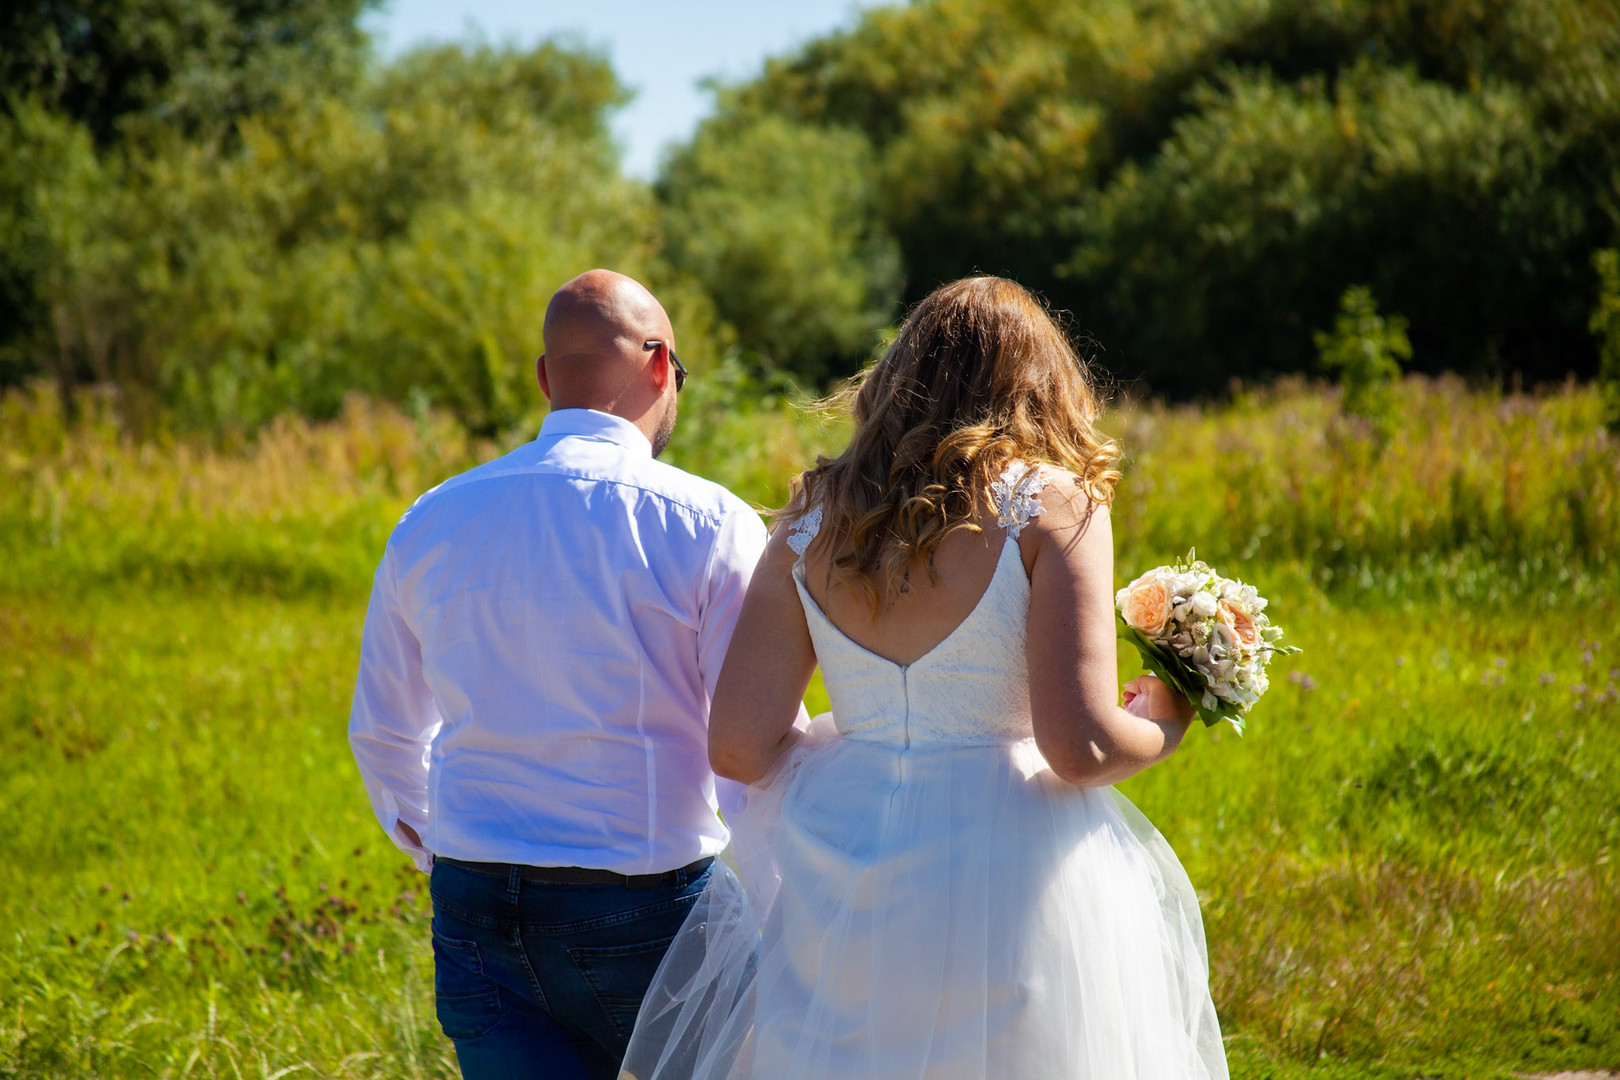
[1540,673,1556,685]
[1493,657,1507,668]
[1572,683,1587,695]
[1582,649,1594,666]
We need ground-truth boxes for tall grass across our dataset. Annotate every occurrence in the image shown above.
[8,374,1612,602]
[2,376,1617,1078]
[1109,375,1618,606]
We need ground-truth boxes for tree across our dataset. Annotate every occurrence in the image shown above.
[660,115,900,384]
[0,0,370,144]
[668,0,1620,392]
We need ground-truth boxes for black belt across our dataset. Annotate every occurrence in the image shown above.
[437,855,713,891]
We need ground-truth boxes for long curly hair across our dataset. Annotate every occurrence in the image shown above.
[786,276,1122,609]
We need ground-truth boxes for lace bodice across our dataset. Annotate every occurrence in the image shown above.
[789,462,1047,747]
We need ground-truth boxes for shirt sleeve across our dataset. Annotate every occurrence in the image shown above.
[697,505,808,817]
[696,506,768,699]
[348,547,442,872]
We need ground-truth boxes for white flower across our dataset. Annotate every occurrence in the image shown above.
[1171,571,1207,598]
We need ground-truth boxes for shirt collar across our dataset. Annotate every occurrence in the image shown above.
[537,408,653,457]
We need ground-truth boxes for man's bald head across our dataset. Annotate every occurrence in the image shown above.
[538,270,681,453]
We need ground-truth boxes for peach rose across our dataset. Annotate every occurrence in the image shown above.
[1219,601,1263,655]
[1119,572,1173,639]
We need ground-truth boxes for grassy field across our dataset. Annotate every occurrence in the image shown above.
[1,376,1616,1078]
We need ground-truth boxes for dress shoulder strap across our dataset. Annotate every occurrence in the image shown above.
[786,503,823,559]
[991,460,1047,539]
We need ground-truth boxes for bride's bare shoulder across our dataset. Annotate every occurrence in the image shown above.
[1025,464,1111,539]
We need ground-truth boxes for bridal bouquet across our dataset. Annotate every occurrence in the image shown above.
[1116,552,1299,734]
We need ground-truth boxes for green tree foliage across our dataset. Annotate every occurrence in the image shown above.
[675,0,1620,391]
[139,42,655,434]
[0,0,369,144]
[5,0,1620,430]
[0,102,140,415]
[660,115,900,383]
[0,31,680,436]
[1068,61,1580,394]
[0,0,372,408]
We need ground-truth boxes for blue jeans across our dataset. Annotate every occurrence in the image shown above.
[428,857,713,1080]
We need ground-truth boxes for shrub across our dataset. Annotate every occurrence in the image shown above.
[1315,285,1411,434]
[1592,248,1620,429]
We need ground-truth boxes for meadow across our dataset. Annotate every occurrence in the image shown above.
[1,375,1616,1079]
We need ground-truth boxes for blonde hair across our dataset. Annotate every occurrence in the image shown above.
[787,276,1121,609]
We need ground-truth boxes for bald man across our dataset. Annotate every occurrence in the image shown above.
[349,270,768,1079]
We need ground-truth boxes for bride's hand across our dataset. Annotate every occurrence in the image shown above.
[1121,674,1196,725]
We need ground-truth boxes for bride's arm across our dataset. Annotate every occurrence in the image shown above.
[1025,479,1196,786]
[708,525,817,784]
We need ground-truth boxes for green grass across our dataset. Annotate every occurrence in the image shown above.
[2,378,1617,1078]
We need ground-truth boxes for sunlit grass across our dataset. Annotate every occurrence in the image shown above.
[2,376,1616,1077]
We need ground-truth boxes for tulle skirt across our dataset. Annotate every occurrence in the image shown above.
[622,719,1228,1080]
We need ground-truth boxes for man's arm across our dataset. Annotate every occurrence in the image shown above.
[348,547,442,872]
[698,505,812,773]
[696,508,770,697]
[697,505,805,810]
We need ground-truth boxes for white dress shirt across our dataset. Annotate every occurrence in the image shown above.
[349,408,767,874]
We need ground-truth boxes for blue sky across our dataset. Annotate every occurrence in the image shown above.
[362,0,896,179]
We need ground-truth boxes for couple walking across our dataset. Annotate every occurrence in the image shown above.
[349,270,1228,1079]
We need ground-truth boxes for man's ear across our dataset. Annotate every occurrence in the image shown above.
[536,354,551,402]
[648,341,672,394]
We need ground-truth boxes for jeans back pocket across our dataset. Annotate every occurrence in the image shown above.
[433,930,507,1040]
[566,934,678,1038]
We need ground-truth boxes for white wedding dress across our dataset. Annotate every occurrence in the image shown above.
[622,464,1229,1080]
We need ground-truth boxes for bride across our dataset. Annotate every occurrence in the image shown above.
[622,276,1229,1079]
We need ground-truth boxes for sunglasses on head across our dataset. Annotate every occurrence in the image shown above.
[643,340,688,393]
